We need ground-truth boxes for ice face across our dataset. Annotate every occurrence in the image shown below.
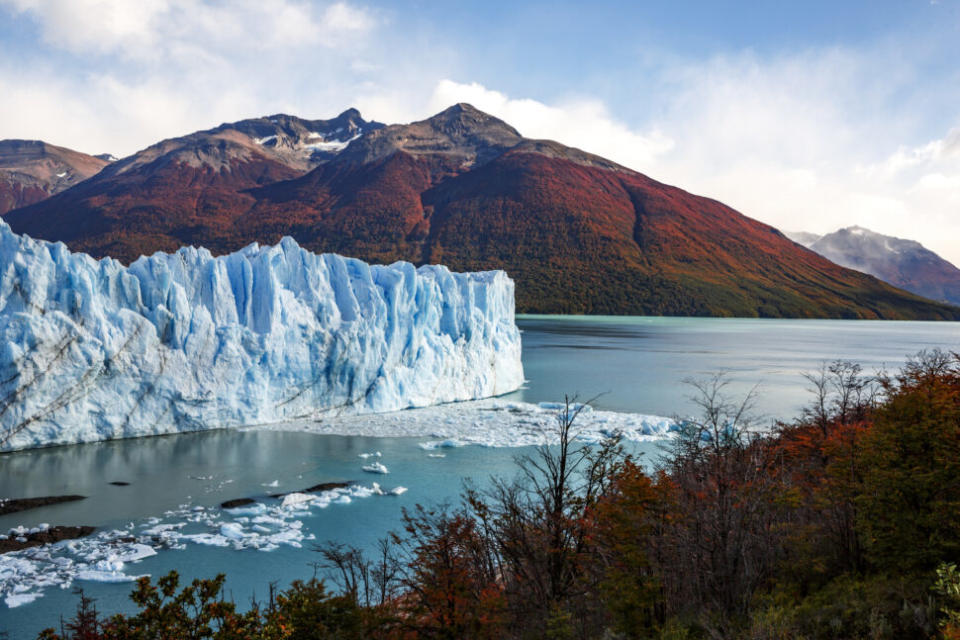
[0,222,523,451]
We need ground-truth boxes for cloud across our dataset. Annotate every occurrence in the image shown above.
[638,49,960,265]
[0,0,375,57]
[427,80,674,169]
[0,0,388,156]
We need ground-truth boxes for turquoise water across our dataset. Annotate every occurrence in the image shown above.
[2,316,958,637]
[506,315,960,419]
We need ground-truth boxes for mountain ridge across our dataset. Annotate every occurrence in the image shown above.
[791,226,960,307]
[4,105,958,320]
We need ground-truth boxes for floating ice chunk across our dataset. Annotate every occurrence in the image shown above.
[181,533,230,547]
[361,462,388,474]
[5,592,42,607]
[224,503,267,516]
[261,480,280,487]
[220,523,246,541]
[281,493,315,508]
[76,570,143,583]
[388,486,408,496]
[116,544,156,563]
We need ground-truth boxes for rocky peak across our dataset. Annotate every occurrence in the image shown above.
[338,103,523,168]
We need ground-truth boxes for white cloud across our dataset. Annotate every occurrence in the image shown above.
[638,50,960,265]
[0,0,376,58]
[427,80,674,169]
[0,0,386,156]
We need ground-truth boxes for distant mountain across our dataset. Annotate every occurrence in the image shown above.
[791,226,960,307]
[785,230,822,247]
[0,140,109,214]
[4,104,958,319]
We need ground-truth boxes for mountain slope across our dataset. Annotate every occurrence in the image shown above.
[796,226,960,306]
[5,104,958,319]
[0,140,109,214]
[3,110,383,257]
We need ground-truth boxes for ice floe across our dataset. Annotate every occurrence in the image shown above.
[251,399,677,448]
[361,462,389,474]
[0,483,392,609]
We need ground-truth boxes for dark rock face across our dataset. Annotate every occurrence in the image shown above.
[0,495,86,516]
[4,106,958,319]
[220,498,256,509]
[0,525,95,553]
[803,226,960,307]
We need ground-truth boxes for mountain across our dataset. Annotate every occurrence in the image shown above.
[5,104,959,319]
[0,140,109,214]
[785,230,821,246]
[4,109,383,258]
[791,226,960,306]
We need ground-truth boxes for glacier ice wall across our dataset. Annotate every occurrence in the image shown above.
[0,222,523,451]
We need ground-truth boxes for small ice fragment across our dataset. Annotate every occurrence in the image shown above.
[6,592,42,607]
[361,462,388,474]
[281,493,315,508]
[220,522,247,540]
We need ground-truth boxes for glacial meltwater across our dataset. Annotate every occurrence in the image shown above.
[2,316,958,637]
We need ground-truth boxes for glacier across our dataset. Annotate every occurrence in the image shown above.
[0,221,523,451]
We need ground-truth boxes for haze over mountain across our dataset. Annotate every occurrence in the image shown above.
[0,140,110,215]
[788,226,960,307]
[4,104,958,320]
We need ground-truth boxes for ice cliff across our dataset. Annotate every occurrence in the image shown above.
[0,222,523,451]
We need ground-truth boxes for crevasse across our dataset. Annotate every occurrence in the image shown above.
[0,222,523,451]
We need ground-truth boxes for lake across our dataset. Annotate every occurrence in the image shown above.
[2,316,958,637]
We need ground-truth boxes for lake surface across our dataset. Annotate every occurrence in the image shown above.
[2,316,958,637]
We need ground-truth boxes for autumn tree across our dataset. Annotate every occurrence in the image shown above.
[654,375,784,633]
[466,396,627,638]
[858,350,960,574]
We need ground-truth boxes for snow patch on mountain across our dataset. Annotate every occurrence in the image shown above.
[0,222,523,451]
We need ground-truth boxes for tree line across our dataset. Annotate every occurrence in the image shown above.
[38,351,960,639]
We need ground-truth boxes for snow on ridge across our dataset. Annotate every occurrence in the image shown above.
[0,222,523,451]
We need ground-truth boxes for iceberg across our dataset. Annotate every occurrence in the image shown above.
[0,221,523,451]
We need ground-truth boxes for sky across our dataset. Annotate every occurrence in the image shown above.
[1,0,959,263]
